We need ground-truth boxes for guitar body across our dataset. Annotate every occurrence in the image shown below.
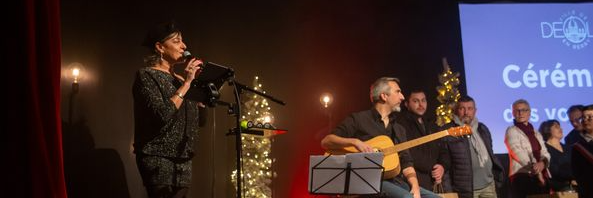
[325,135,401,179]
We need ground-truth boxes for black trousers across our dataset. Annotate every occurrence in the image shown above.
[510,173,548,198]
[146,185,189,198]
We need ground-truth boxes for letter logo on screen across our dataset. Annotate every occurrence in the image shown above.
[541,10,592,50]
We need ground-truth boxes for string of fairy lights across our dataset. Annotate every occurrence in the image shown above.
[231,76,276,198]
[436,58,461,126]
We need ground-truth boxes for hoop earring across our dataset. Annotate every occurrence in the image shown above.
[159,52,164,62]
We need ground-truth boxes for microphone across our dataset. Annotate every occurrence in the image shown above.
[183,51,197,61]
[181,51,234,107]
[183,51,206,69]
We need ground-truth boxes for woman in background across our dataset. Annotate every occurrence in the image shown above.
[505,99,550,198]
[539,120,574,192]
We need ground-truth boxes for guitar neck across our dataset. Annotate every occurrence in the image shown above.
[383,130,449,154]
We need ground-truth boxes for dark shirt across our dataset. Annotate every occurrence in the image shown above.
[332,108,414,182]
[564,129,584,146]
[395,110,450,190]
[545,143,573,191]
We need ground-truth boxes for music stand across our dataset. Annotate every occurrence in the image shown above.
[309,153,384,195]
[185,62,234,106]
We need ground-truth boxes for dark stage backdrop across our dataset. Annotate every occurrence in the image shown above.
[60,1,465,198]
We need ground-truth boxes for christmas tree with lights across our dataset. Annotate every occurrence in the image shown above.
[231,76,276,198]
[436,58,461,126]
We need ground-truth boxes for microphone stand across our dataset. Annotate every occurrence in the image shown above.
[220,78,285,198]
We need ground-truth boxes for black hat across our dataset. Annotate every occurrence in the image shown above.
[141,21,181,48]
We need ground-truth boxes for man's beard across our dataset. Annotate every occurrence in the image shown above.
[392,105,401,112]
[461,116,472,124]
[414,108,426,116]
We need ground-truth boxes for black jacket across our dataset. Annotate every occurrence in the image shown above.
[572,139,593,198]
[443,122,504,198]
[395,111,450,190]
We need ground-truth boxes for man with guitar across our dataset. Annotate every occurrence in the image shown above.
[444,96,504,198]
[321,77,440,198]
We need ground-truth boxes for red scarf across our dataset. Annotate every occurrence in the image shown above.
[514,120,542,161]
[514,120,550,187]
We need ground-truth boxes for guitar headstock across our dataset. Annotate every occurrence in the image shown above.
[447,125,472,137]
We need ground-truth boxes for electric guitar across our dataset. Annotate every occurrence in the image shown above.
[325,125,471,179]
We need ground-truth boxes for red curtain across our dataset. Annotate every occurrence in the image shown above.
[9,0,68,197]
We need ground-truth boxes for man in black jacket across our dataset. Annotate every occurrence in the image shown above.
[444,96,504,198]
[396,90,450,191]
[572,104,593,198]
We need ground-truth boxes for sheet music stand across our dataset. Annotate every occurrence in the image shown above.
[309,153,384,195]
[185,62,234,106]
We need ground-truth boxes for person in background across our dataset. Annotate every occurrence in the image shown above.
[572,104,593,198]
[505,99,550,198]
[321,77,440,198]
[133,21,205,198]
[538,120,574,192]
[444,95,504,198]
[395,90,450,191]
[564,105,584,146]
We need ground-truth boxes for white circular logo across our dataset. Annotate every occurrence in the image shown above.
[563,16,587,44]
[560,10,590,50]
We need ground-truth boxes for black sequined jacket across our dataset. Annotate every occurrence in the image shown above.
[132,67,200,159]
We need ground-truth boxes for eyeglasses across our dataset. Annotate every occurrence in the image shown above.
[580,115,593,122]
[514,108,531,113]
